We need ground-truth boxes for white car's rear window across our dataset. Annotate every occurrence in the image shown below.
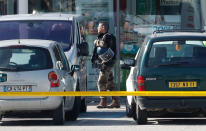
[0,46,53,71]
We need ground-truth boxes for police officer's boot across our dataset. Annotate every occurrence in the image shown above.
[107,96,120,108]
[96,97,107,108]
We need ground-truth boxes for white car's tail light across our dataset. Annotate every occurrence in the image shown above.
[48,71,60,87]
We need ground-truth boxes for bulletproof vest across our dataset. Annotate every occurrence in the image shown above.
[94,33,114,48]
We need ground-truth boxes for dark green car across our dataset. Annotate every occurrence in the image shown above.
[122,31,206,124]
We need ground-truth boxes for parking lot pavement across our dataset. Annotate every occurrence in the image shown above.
[67,97,136,127]
[2,96,206,131]
[63,96,137,126]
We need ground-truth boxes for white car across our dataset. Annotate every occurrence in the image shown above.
[0,39,81,125]
[0,13,89,113]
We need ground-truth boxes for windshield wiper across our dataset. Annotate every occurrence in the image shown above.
[0,66,21,71]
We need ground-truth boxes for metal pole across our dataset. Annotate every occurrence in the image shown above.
[18,0,28,14]
[116,0,121,91]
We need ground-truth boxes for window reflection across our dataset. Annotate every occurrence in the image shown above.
[0,0,17,15]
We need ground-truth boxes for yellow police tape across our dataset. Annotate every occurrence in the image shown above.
[0,91,206,96]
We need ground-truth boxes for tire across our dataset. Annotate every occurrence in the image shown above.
[65,96,81,121]
[126,99,136,117]
[80,97,87,113]
[53,101,65,125]
[0,115,3,121]
[134,105,147,125]
[81,76,87,113]
[65,83,81,121]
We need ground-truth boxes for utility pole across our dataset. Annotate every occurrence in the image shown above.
[18,0,28,14]
[116,0,121,91]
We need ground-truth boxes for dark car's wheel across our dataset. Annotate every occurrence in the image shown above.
[134,105,147,125]
[80,97,87,113]
[53,102,65,125]
[126,99,136,117]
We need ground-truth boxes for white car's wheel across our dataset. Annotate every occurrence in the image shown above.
[53,101,65,125]
[0,115,2,121]
[134,105,147,125]
[65,96,81,121]
[126,99,136,117]
[65,83,81,121]
[81,77,88,113]
[80,97,87,113]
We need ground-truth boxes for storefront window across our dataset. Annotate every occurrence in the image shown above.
[28,0,74,13]
[29,0,52,13]
[1,0,204,47]
[121,0,202,55]
[118,0,203,90]
[0,0,17,15]
[1,0,205,91]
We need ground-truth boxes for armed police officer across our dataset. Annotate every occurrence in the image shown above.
[91,22,120,108]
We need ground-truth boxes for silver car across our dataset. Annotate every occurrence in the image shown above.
[0,13,89,113]
[0,39,81,125]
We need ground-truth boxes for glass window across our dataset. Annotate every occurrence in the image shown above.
[0,0,17,15]
[29,0,52,13]
[53,46,62,61]
[28,0,74,13]
[121,0,202,52]
[56,45,70,72]
[0,20,73,51]
[0,20,72,50]
[76,22,80,44]
[53,45,69,71]
[147,40,206,67]
[0,46,53,71]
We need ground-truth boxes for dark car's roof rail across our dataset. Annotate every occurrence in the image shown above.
[153,29,205,34]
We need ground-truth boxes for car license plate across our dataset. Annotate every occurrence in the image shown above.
[3,85,32,92]
[169,81,197,88]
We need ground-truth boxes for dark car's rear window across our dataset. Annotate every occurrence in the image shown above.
[0,46,53,71]
[147,40,206,67]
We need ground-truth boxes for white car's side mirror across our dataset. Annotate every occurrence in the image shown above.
[120,59,135,70]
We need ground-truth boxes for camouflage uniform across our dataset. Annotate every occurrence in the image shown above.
[91,32,120,108]
[91,33,116,97]
[97,66,116,93]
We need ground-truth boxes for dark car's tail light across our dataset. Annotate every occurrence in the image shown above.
[48,71,60,87]
[138,76,145,91]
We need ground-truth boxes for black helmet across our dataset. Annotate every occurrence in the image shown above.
[96,47,114,62]
[97,47,108,55]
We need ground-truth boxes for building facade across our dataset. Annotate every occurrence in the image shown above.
[1,0,206,90]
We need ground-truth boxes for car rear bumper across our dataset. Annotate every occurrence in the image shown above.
[0,96,62,112]
[137,97,206,110]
